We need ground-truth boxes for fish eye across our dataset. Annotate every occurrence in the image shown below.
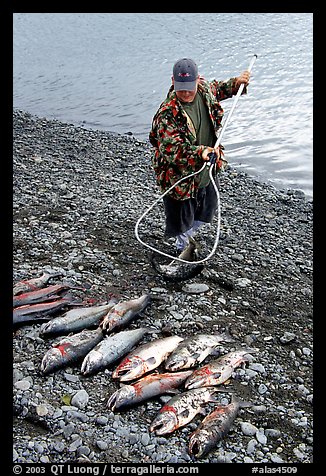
[213,372,222,379]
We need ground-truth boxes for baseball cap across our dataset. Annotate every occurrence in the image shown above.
[173,58,198,91]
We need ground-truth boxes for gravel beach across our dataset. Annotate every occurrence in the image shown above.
[13,109,313,465]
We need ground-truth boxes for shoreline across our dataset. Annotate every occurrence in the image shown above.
[13,109,313,464]
[13,107,313,200]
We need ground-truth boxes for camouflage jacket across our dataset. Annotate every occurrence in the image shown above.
[149,77,246,200]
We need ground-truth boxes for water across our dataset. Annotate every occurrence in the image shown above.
[13,13,313,197]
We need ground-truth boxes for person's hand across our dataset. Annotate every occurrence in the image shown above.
[202,147,220,161]
[235,70,250,88]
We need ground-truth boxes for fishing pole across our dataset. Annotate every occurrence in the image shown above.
[135,54,258,266]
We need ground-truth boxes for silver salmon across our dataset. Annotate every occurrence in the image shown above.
[149,386,221,435]
[81,327,148,376]
[107,370,193,411]
[164,332,234,371]
[40,327,103,375]
[13,271,63,296]
[13,283,78,308]
[185,349,257,389]
[39,298,118,336]
[188,395,242,458]
[100,294,151,333]
[13,296,77,325]
[112,335,184,382]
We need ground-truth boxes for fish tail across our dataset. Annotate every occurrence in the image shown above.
[219,327,235,343]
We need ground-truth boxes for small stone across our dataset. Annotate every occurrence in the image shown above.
[182,283,209,294]
[14,379,31,391]
[68,438,82,452]
[235,278,251,288]
[249,363,266,373]
[53,441,65,453]
[96,440,108,451]
[71,390,89,409]
[265,429,281,438]
[280,332,296,344]
[36,404,48,416]
[246,439,257,454]
[77,446,91,457]
[141,433,151,446]
[96,416,109,426]
[240,422,258,436]
[258,384,268,394]
[256,428,267,445]
[270,454,284,463]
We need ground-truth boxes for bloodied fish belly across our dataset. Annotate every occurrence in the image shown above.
[112,335,184,382]
[149,386,221,435]
[40,328,103,374]
[107,370,193,410]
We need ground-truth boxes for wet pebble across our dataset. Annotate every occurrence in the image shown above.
[182,283,209,294]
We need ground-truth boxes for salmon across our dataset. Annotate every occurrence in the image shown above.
[185,349,258,389]
[13,296,77,325]
[40,328,103,375]
[13,271,63,296]
[100,294,151,333]
[112,335,183,382]
[13,283,80,308]
[107,370,193,411]
[188,395,242,458]
[81,327,148,376]
[149,387,222,435]
[164,332,234,371]
[39,298,118,336]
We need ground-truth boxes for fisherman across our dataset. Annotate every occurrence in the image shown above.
[149,58,250,262]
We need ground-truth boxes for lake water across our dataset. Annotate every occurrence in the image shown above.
[13,13,313,197]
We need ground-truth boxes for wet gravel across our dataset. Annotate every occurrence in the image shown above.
[13,109,313,464]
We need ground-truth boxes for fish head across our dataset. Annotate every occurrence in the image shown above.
[149,410,178,435]
[39,321,57,336]
[188,430,212,458]
[112,356,145,382]
[80,350,102,375]
[40,347,64,374]
[107,385,136,411]
[165,355,188,371]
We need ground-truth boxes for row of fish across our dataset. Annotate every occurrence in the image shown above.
[13,272,256,459]
[13,271,152,337]
[40,324,240,378]
[107,337,256,458]
[108,333,255,458]
[13,271,85,325]
[39,325,253,457]
[110,370,249,458]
